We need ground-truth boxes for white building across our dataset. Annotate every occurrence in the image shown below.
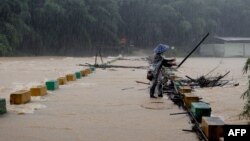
[199,36,250,57]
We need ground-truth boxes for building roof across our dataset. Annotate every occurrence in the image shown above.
[214,36,250,42]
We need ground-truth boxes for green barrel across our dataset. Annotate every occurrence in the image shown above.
[191,102,211,122]
[175,82,181,90]
[0,98,7,114]
[75,72,82,79]
[46,80,59,91]
[90,66,95,72]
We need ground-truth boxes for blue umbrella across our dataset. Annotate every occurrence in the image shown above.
[154,44,169,54]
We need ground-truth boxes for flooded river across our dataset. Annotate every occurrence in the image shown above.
[0,57,249,141]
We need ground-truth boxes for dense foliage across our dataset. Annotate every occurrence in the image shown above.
[241,58,250,120]
[1,0,250,56]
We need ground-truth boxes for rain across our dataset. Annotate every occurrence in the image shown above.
[0,0,250,141]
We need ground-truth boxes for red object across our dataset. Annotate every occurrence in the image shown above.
[120,37,127,44]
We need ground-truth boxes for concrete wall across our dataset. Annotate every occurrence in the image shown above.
[200,43,250,57]
[200,44,224,57]
[244,43,250,56]
[224,43,243,57]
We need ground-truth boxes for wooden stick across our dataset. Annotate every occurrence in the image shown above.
[78,64,147,69]
[135,81,150,85]
[95,51,98,65]
[99,49,104,64]
[170,112,188,115]
[177,33,210,68]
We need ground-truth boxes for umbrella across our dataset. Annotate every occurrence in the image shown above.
[154,44,169,54]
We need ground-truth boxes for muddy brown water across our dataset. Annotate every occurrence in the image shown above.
[0,57,249,141]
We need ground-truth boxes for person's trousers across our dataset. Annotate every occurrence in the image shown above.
[150,79,162,96]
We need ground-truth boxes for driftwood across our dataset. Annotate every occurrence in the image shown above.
[135,81,150,85]
[117,57,148,61]
[78,64,147,69]
[186,71,231,87]
[121,87,134,90]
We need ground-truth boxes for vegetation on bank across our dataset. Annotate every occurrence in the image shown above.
[242,58,250,120]
[1,0,250,56]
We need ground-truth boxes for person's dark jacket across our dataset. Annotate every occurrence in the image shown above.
[151,53,175,80]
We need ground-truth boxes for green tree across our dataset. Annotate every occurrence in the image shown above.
[0,34,11,55]
[241,58,250,119]
[86,0,120,46]
[0,0,22,55]
[1,0,250,56]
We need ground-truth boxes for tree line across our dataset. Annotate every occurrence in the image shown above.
[1,0,250,56]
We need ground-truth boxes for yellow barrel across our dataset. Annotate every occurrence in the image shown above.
[10,90,31,105]
[201,117,224,141]
[81,69,92,76]
[85,68,92,74]
[57,77,67,85]
[183,93,199,108]
[30,85,47,96]
[66,74,76,81]
[179,86,192,93]
[80,70,87,76]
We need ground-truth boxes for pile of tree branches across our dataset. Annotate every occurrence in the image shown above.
[185,71,231,88]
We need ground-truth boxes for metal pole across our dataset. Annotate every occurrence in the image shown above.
[177,33,210,68]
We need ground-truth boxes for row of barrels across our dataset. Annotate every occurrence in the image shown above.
[166,69,224,141]
[0,67,95,115]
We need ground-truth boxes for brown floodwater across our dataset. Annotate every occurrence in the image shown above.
[0,57,248,141]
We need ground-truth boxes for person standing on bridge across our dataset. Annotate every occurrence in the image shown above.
[148,44,176,98]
